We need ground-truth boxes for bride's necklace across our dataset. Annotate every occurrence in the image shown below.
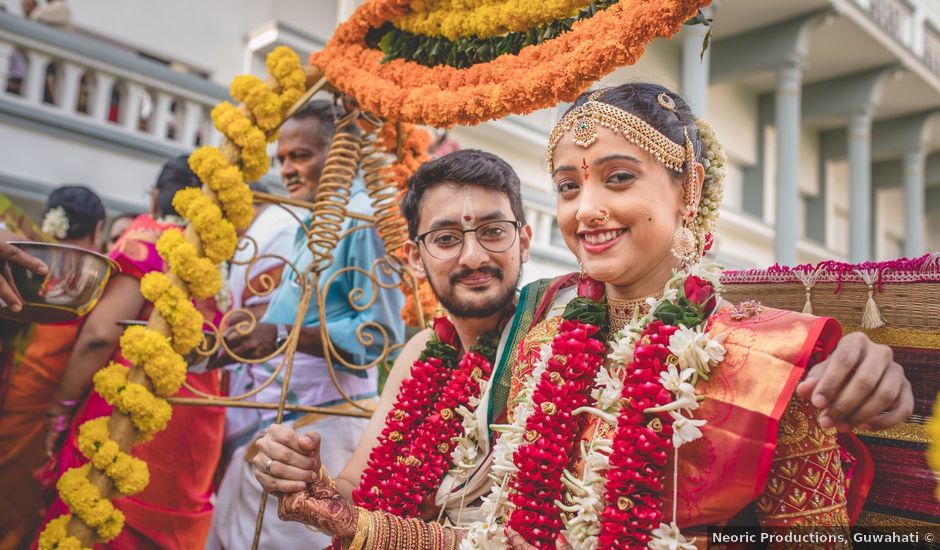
[606,290,664,334]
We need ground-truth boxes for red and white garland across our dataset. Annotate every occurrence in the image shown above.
[463,265,725,550]
[354,316,499,518]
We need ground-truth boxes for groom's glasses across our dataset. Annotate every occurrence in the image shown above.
[416,220,523,261]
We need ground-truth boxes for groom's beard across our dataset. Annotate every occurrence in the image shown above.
[426,263,521,319]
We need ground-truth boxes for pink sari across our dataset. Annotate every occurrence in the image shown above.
[34,215,225,550]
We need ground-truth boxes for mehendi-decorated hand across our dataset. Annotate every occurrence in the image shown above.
[276,463,358,539]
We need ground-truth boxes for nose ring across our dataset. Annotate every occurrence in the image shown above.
[590,208,609,226]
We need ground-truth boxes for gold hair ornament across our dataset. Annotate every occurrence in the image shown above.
[547,91,686,173]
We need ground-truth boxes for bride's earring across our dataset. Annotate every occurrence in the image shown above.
[671,222,697,265]
[672,141,700,266]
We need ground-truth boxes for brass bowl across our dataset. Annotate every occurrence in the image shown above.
[0,241,120,323]
[116,320,217,373]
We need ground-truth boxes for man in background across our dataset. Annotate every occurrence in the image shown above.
[207,100,404,549]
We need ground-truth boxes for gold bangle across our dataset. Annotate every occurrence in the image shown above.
[365,511,377,550]
[375,511,390,550]
[347,508,370,550]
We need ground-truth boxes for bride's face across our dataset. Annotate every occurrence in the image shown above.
[552,125,686,289]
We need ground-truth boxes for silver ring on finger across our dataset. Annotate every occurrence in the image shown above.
[265,457,274,474]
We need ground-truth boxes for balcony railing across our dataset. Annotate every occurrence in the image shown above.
[926,25,940,77]
[0,11,228,151]
[869,0,915,47]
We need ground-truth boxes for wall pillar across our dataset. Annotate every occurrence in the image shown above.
[774,60,803,265]
[902,149,926,256]
[681,9,712,117]
[848,110,873,261]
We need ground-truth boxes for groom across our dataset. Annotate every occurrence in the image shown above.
[251,148,913,515]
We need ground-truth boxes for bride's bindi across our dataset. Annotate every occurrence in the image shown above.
[581,158,590,181]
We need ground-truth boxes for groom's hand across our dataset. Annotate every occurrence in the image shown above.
[796,332,913,432]
[253,424,321,494]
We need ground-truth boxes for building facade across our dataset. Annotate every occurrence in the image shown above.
[0,0,937,284]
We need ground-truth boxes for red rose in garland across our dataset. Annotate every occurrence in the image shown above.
[683,275,716,313]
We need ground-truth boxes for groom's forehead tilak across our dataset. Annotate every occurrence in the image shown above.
[420,183,515,230]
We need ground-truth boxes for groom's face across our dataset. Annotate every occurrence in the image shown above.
[405,183,531,319]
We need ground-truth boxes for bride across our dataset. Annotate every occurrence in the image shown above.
[268,83,876,549]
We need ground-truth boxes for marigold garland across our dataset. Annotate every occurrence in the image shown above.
[37,515,86,550]
[376,121,439,326]
[376,0,618,68]
[156,229,222,299]
[172,188,238,265]
[210,102,269,182]
[119,325,187,397]
[188,147,255,230]
[44,46,295,547]
[93,363,172,441]
[139,272,204,355]
[312,0,709,126]
[77,418,150,496]
[392,0,588,40]
[57,465,125,541]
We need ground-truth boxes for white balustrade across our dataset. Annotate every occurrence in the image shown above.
[0,12,227,149]
[926,26,940,78]
[870,0,915,48]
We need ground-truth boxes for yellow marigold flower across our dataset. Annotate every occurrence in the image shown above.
[188,147,254,230]
[120,325,187,397]
[77,417,110,458]
[37,515,87,550]
[231,75,284,134]
[90,440,119,470]
[393,0,589,40]
[172,188,238,265]
[57,465,124,541]
[156,229,221,299]
[115,384,172,439]
[266,46,306,107]
[95,508,125,541]
[140,272,204,355]
[108,455,150,495]
[93,362,129,398]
